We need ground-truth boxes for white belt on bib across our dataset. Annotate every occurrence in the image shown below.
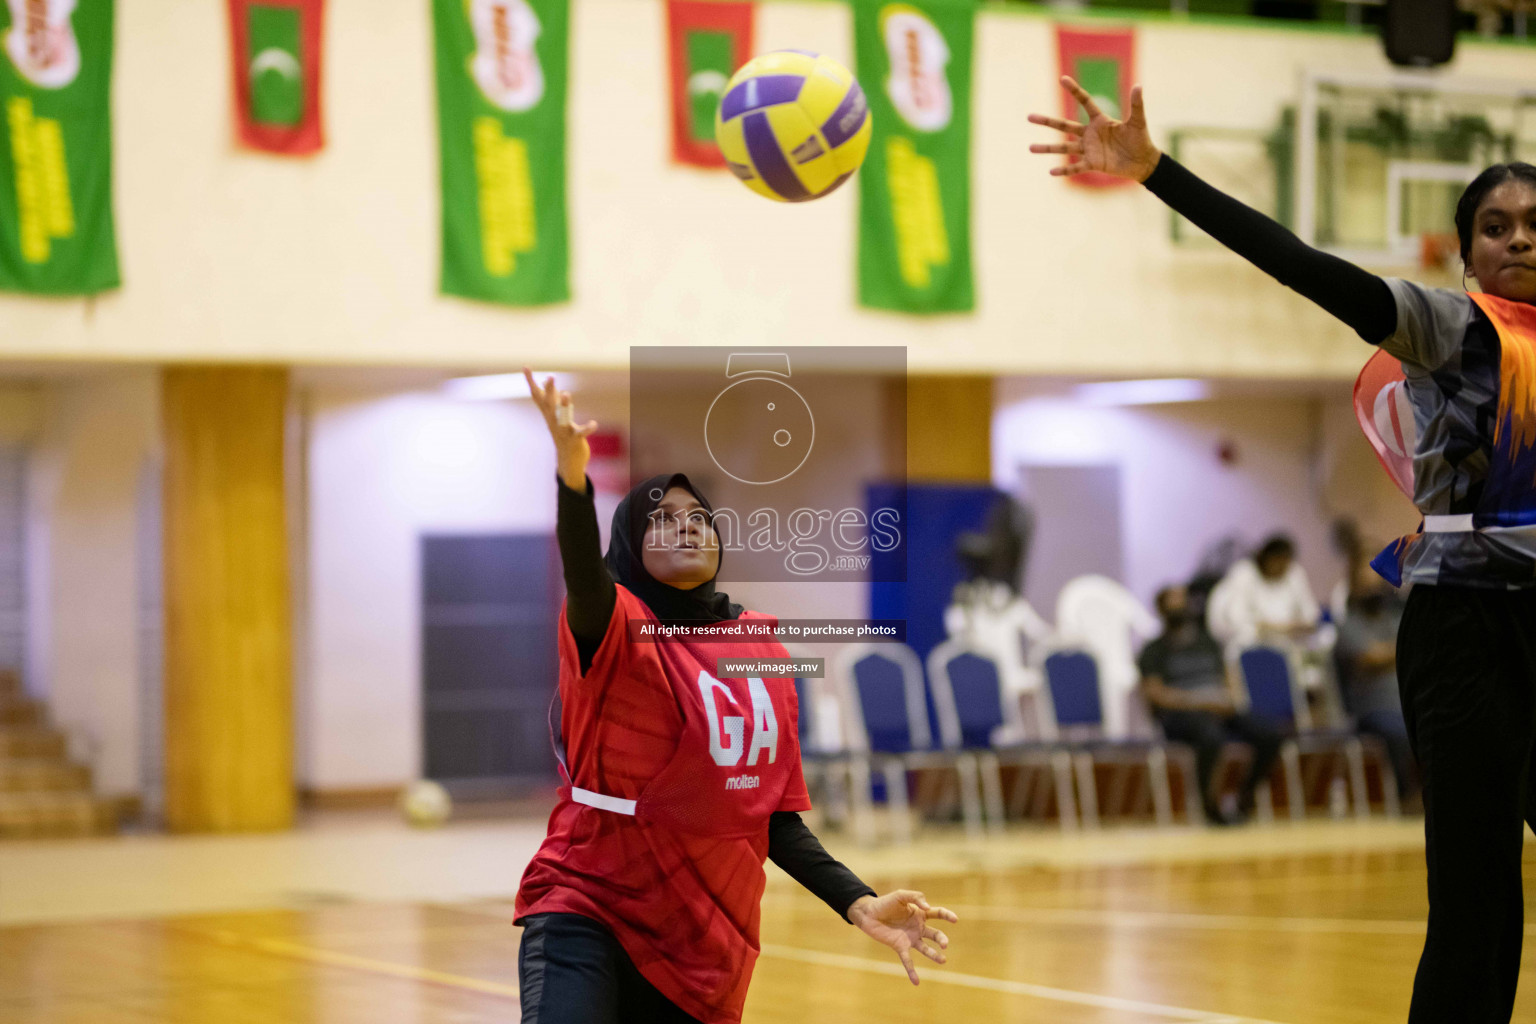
[571,787,636,815]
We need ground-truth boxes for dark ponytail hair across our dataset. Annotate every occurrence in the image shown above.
[1455,162,1536,263]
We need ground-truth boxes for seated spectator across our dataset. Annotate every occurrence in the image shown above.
[1206,534,1321,646]
[944,575,1050,696]
[1207,535,1337,700]
[1334,577,1418,803]
[1139,585,1283,825]
[946,528,1051,697]
[1327,517,1365,624]
[1056,574,1161,739]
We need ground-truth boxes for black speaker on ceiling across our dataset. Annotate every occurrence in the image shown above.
[1382,0,1459,67]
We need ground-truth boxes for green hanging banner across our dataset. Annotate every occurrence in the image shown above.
[432,0,569,306]
[854,0,973,314]
[0,0,119,296]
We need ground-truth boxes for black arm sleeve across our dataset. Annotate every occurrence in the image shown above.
[556,475,616,675]
[1142,154,1397,345]
[767,811,876,922]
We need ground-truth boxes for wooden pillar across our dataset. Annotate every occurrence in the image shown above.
[162,367,294,833]
[902,374,993,482]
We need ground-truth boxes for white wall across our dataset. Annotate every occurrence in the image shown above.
[991,380,1420,613]
[304,388,565,789]
[2,1,1533,373]
[0,388,47,691]
[26,371,159,799]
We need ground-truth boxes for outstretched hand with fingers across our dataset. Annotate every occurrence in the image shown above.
[847,889,959,986]
[523,367,599,490]
[1028,77,1161,183]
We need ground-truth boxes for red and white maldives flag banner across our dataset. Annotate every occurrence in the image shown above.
[227,0,325,154]
[666,0,754,168]
[1055,25,1134,188]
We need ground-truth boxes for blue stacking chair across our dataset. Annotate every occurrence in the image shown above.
[793,674,814,743]
[790,672,854,829]
[792,675,854,829]
[833,642,976,842]
[927,639,1078,834]
[1038,646,1195,829]
[1237,644,1391,820]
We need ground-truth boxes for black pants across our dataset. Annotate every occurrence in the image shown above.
[1397,585,1536,1024]
[518,913,703,1024]
[1158,709,1283,817]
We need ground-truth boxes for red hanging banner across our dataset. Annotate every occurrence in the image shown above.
[228,0,325,155]
[1055,25,1135,188]
[667,0,754,168]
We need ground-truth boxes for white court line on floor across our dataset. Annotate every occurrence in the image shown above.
[946,903,1430,936]
[758,943,1287,1024]
[442,903,1312,1020]
[181,907,1284,1023]
[1145,868,1427,899]
[180,927,522,1001]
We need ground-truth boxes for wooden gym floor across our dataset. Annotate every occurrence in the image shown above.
[2,817,1534,1023]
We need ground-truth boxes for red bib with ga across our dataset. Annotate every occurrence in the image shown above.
[515,585,811,1024]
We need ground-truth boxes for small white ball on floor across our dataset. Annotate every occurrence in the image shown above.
[399,780,453,828]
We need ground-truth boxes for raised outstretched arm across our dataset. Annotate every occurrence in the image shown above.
[526,368,615,673]
[1028,78,1397,344]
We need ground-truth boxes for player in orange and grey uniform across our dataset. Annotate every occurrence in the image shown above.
[1031,78,1536,1024]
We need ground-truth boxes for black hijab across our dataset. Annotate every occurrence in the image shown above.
[604,473,743,623]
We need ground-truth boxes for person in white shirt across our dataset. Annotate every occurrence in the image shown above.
[1206,535,1321,646]
[1055,575,1162,737]
[944,577,1050,707]
[943,521,1050,743]
[943,511,1049,691]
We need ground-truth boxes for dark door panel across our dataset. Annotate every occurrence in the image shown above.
[421,534,560,786]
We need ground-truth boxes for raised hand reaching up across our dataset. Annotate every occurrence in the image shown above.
[1028,76,1161,183]
[524,367,598,491]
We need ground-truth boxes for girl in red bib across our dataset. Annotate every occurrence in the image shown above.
[514,370,958,1024]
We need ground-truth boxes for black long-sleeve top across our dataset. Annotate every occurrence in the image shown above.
[555,475,616,669]
[554,475,876,921]
[1141,154,1398,345]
